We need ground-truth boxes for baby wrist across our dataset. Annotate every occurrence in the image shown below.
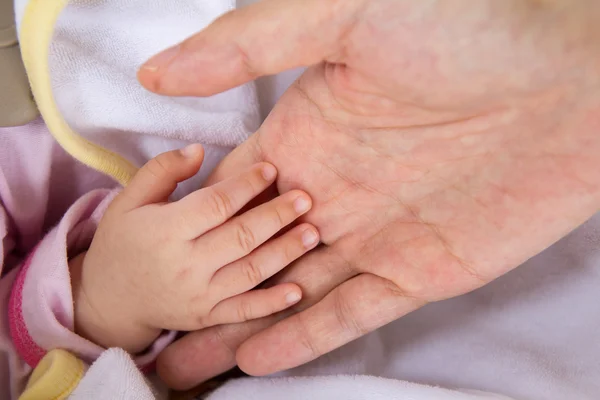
[69,252,161,354]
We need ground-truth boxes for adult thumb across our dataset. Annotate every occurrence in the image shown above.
[138,0,363,96]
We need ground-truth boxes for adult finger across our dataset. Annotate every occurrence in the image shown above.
[158,244,358,389]
[111,144,204,212]
[171,162,277,239]
[138,0,365,96]
[265,243,359,306]
[236,273,427,376]
[157,318,275,390]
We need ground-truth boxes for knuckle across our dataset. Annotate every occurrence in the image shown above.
[213,325,236,358]
[237,300,254,322]
[282,243,297,264]
[207,188,234,219]
[145,155,172,180]
[333,289,368,337]
[240,258,263,287]
[271,206,286,228]
[234,222,257,254]
[294,315,322,360]
[282,237,303,265]
[239,170,261,194]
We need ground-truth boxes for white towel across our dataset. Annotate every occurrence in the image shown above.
[15,0,262,199]
[67,348,516,400]
[208,376,516,400]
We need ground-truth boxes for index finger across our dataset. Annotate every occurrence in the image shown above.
[172,162,277,239]
[157,317,275,390]
[235,273,425,376]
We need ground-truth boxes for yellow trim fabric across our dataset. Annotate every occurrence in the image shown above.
[19,0,138,186]
[19,349,86,400]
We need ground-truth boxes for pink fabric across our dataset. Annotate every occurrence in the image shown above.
[1,3,261,398]
[0,269,30,400]
[0,121,174,398]
[8,248,46,367]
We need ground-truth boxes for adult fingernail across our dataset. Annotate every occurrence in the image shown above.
[181,143,203,158]
[141,45,181,72]
[261,164,277,181]
[302,229,319,248]
[293,197,311,213]
[286,292,301,305]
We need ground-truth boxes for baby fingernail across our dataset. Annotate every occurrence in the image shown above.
[302,229,319,248]
[181,143,203,158]
[286,292,301,305]
[294,197,311,213]
[262,164,277,181]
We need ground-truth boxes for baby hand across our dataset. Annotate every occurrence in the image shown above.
[70,145,319,353]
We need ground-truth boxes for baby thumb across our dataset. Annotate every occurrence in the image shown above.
[112,144,204,211]
[138,0,362,97]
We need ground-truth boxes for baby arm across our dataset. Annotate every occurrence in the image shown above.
[70,144,319,353]
[0,128,129,399]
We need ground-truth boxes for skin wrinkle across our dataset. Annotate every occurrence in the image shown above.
[363,221,473,298]
[356,219,426,273]
[323,248,359,285]
[362,173,490,287]
[289,112,431,197]
[349,126,506,167]
[292,78,327,120]
[447,181,502,230]
[379,274,425,306]
[524,152,598,193]
[301,65,510,167]
[262,124,304,158]
[231,39,260,82]
[316,180,397,245]
[326,90,517,167]
[293,310,324,361]
[507,150,593,196]
[214,325,237,361]
[323,64,419,118]
[426,152,495,170]
[304,145,474,284]
[266,116,383,241]
[280,114,426,204]
[281,264,350,318]
[332,282,369,337]
[322,64,389,119]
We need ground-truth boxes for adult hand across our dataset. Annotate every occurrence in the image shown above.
[138,0,600,389]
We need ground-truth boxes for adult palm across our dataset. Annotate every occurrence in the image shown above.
[138,0,600,389]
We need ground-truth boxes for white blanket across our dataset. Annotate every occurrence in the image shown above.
[70,349,515,400]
